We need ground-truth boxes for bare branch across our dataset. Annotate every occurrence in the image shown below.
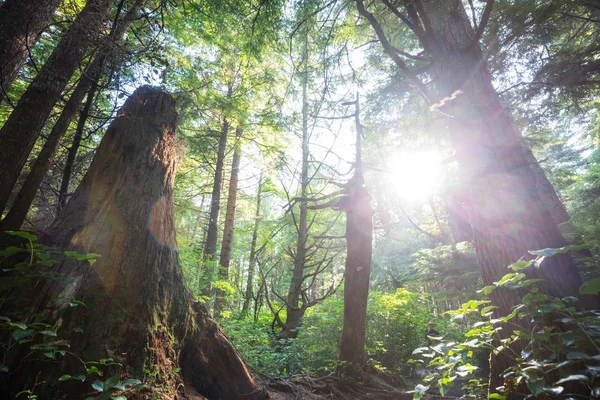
[355,0,437,103]
[471,0,494,46]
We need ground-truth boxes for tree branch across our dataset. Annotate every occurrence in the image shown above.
[355,0,436,103]
[471,0,494,46]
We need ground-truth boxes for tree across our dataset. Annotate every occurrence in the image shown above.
[202,96,231,299]
[355,0,595,393]
[0,0,63,103]
[242,173,264,315]
[215,126,243,317]
[1,86,266,399]
[0,0,114,216]
[337,97,373,374]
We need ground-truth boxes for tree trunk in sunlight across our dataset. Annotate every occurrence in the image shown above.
[242,173,263,315]
[0,86,266,399]
[420,0,595,394]
[337,171,373,374]
[0,0,62,103]
[202,97,231,300]
[0,0,113,216]
[337,97,373,376]
[215,126,243,317]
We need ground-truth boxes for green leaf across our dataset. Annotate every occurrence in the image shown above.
[0,246,22,257]
[527,378,545,395]
[509,260,531,271]
[488,394,506,399]
[414,383,429,396]
[12,329,33,341]
[478,285,496,295]
[111,397,127,400]
[58,374,72,382]
[39,330,57,337]
[529,248,556,257]
[579,277,600,295]
[105,374,120,389]
[9,322,27,330]
[92,381,106,392]
[555,374,589,384]
[6,231,38,241]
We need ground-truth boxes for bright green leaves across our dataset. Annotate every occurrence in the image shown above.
[579,277,600,295]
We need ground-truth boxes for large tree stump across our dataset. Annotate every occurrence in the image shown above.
[2,86,267,399]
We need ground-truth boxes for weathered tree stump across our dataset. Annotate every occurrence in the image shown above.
[2,86,267,399]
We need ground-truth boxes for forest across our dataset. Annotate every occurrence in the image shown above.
[0,0,599,399]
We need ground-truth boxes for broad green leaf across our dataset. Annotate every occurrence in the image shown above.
[579,277,600,295]
[12,329,33,341]
[527,378,545,395]
[6,231,38,241]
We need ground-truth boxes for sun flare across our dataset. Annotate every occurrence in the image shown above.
[386,151,442,203]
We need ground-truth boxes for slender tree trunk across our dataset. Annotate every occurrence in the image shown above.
[0,0,63,102]
[0,1,144,230]
[215,126,243,317]
[0,0,113,216]
[337,96,373,373]
[0,86,266,400]
[202,97,232,298]
[242,173,263,315]
[417,0,594,394]
[282,27,310,339]
[57,79,99,211]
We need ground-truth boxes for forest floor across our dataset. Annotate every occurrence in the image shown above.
[261,367,466,399]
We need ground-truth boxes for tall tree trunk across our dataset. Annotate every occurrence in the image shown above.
[215,126,243,317]
[337,96,373,374]
[0,86,266,400]
[282,27,310,339]
[202,97,232,298]
[0,0,113,215]
[416,0,593,393]
[57,78,99,211]
[242,173,263,315]
[0,0,63,102]
[0,1,143,230]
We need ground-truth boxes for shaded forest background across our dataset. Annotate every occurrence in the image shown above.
[0,0,599,399]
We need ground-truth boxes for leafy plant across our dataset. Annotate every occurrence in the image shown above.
[410,248,600,399]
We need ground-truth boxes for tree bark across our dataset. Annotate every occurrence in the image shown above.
[0,1,144,230]
[202,99,231,298]
[0,0,113,216]
[0,0,63,102]
[1,86,266,400]
[523,145,570,225]
[242,174,263,315]
[215,126,243,317]
[337,96,373,374]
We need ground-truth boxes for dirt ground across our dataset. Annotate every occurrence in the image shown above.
[262,367,466,400]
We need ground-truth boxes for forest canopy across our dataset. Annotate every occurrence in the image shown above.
[0,0,599,399]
